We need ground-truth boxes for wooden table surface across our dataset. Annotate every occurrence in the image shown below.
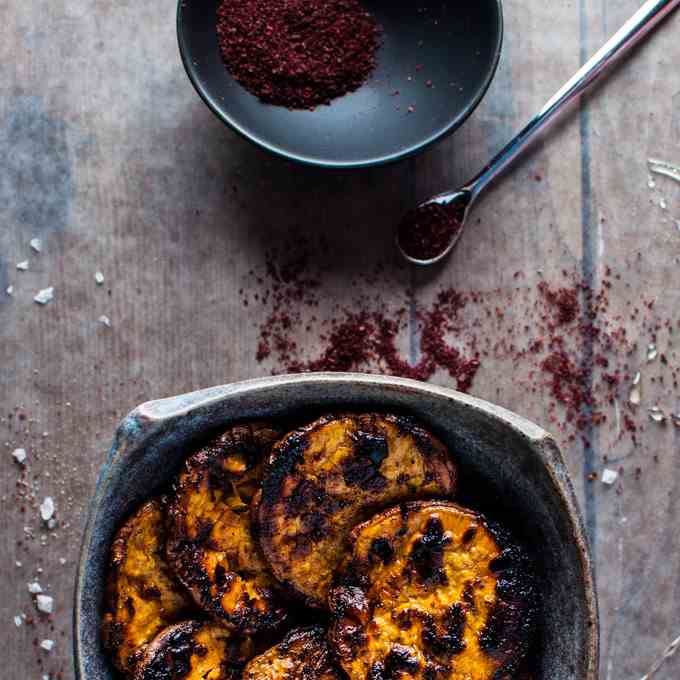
[2,1,679,679]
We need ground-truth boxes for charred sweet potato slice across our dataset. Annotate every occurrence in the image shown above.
[166,422,288,633]
[134,620,255,680]
[101,499,193,675]
[243,626,342,680]
[258,413,457,608]
[329,501,537,680]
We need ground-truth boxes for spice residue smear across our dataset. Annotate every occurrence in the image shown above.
[397,202,463,261]
[216,0,380,109]
[241,239,680,448]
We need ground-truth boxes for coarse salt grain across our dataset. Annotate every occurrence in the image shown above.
[601,468,618,485]
[16,260,29,271]
[27,581,43,594]
[12,448,27,464]
[14,615,22,627]
[40,639,54,652]
[30,238,42,253]
[36,594,54,614]
[648,406,666,423]
[98,314,111,327]
[34,287,54,305]
[95,271,105,285]
[6,285,13,296]
[40,496,55,521]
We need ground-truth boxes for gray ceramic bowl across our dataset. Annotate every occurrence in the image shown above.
[74,373,598,680]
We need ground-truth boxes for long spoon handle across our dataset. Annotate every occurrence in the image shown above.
[465,0,679,201]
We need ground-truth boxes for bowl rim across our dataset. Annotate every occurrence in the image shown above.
[74,372,598,679]
[176,0,505,169]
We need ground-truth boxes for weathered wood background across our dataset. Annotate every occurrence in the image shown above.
[1,0,679,679]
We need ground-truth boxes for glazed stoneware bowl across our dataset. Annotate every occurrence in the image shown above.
[177,0,503,168]
[74,373,598,680]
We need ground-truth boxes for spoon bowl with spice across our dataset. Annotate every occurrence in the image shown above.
[397,0,680,264]
[177,0,503,168]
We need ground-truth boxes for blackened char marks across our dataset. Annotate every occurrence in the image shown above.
[389,415,437,458]
[136,624,199,680]
[480,535,537,679]
[369,537,395,565]
[243,625,342,680]
[343,428,389,492]
[421,604,467,658]
[260,430,310,509]
[370,645,421,679]
[408,517,451,586]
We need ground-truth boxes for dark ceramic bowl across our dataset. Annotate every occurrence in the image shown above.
[177,0,503,168]
[74,373,598,680]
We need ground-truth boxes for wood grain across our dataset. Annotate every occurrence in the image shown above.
[1,1,679,679]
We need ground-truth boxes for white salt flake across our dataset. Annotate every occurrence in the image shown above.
[647,177,656,189]
[34,287,54,305]
[98,314,111,327]
[629,384,641,407]
[27,581,43,594]
[648,158,680,183]
[647,344,658,362]
[40,639,54,652]
[40,496,55,521]
[36,594,54,614]
[14,615,22,627]
[660,197,667,210]
[648,406,666,423]
[95,271,105,285]
[30,238,42,253]
[601,468,618,485]
[12,448,27,464]
[17,260,29,271]
[6,285,13,296]
[15,561,22,568]
[58,557,67,565]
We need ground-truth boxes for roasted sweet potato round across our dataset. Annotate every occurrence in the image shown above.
[134,620,255,680]
[257,413,457,608]
[101,499,193,675]
[243,626,342,680]
[166,422,288,633]
[328,501,537,680]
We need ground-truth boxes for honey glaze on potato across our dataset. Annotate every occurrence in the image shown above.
[101,499,193,675]
[258,413,458,608]
[166,422,287,633]
[134,620,256,680]
[243,625,342,680]
[329,501,537,680]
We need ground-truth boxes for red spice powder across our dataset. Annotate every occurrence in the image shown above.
[538,282,579,326]
[397,203,463,261]
[242,242,680,448]
[216,0,380,109]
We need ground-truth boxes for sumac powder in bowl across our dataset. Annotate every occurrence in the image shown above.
[216,0,381,109]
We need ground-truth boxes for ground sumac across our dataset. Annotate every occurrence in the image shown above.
[216,0,380,109]
[397,203,463,261]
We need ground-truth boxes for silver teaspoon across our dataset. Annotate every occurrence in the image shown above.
[397,0,680,266]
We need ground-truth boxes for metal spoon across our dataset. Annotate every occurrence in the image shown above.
[398,0,680,266]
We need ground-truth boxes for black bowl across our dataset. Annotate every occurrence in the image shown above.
[177,0,503,168]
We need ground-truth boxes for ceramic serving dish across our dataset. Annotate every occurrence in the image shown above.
[177,0,503,168]
[74,373,598,680]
